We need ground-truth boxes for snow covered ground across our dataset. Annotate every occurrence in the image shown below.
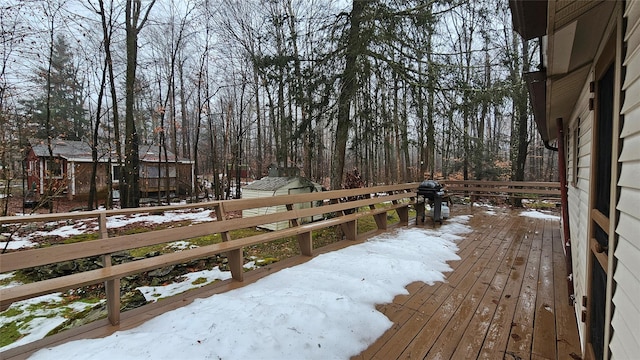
[0,208,216,250]
[2,214,474,359]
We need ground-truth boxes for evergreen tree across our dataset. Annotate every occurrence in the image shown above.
[23,35,87,141]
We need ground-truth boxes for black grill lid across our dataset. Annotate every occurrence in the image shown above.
[418,180,441,191]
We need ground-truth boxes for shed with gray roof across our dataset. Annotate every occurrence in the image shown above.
[242,175,323,231]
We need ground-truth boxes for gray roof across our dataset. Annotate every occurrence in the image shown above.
[244,176,317,191]
[29,139,190,163]
[30,139,94,160]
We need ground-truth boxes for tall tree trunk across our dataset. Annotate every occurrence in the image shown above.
[88,56,108,210]
[511,39,530,206]
[179,61,190,159]
[98,0,122,208]
[426,25,436,178]
[253,66,262,178]
[122,0,155,208]
[44,4,58,213]
[331,0,364,190]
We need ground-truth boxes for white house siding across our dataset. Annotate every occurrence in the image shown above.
[611,2,640,358]
[567,76,595,343]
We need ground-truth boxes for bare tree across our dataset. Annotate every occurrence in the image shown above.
[331,0,364,190]
[121,0,155,208]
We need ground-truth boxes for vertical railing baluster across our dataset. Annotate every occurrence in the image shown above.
[100,211,120,325]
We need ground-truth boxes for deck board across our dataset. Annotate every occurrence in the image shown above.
[355,207,581,360]
[531,219,558,359]
[378,212,520,359]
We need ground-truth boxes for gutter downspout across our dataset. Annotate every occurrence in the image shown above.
[556,118,574,304]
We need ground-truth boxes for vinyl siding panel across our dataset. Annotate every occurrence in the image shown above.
[566,78,594,343]
[617,160,640,189]
[620,103,640,137]
[611,4,640,358]
[622,74,640,112]
[611,261,640,358]
[618,128,640,162]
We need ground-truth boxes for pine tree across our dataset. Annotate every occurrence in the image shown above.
[23,35,87,141]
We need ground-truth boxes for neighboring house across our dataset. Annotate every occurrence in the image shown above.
[137,144,194,196]
[25,139,107,200]
[25,139,194,200]
[511,1,639,359]
[242,166,323,231]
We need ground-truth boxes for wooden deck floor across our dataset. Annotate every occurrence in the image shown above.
[354,206,582,360]
[3,205,582,360]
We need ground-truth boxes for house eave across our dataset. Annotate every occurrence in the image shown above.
[524,70,549,141]
[509,0,548,41]
[511,0,616,142]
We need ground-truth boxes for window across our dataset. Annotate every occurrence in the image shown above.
[572,118,580,187]
[45,159,63,179]
[112,165,121,182]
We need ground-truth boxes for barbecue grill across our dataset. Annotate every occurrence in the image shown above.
[417,180,449,224]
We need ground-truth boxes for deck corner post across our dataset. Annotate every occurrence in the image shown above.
[106,278,121,325]
[397,205,409,225]
[102,253,120,326]
[375,212,388,230]
[341,220,357,240]
[228,249,244,281]
[298,232,313,256]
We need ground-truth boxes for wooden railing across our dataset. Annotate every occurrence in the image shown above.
[0,183,419,338]
[0,180,560,356]
[439,180,561,204]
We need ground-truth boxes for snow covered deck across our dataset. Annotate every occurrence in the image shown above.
[2,205,581,359]
[355,206,582,360]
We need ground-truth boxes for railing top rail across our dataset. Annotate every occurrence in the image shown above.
[222,182,418,212]
[0,183,419,225]
[0,202,222,225]
[439,180,560,188]
[0,191,414,273]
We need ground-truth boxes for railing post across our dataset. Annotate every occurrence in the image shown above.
[333,198,357,240]
[286,204,313,256]
[100,211,120,326]
[215,203,243,281]
[368,194,387,230]
[392,190,409,225]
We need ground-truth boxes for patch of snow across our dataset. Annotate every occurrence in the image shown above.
[28,216,471,360]
[42,224,87,238]
[473,202,494,208]
[243,261,258,270]
[3,208,217,250]
[166,241,196,250]
[137,267,232,302]
[0,272,16,281]
[3,316,67,350]
[519,209,560,220]
[0,236,38,249]
[106,209,215,229]
[0,292,102,352]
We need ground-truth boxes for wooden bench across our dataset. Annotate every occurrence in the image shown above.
[0,183,418,327]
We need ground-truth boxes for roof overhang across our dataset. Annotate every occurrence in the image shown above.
[509,0,548,40]
[512,0,616,141]
[524,71,548,141]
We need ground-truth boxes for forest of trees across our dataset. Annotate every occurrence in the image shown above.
[0,0,558,209]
